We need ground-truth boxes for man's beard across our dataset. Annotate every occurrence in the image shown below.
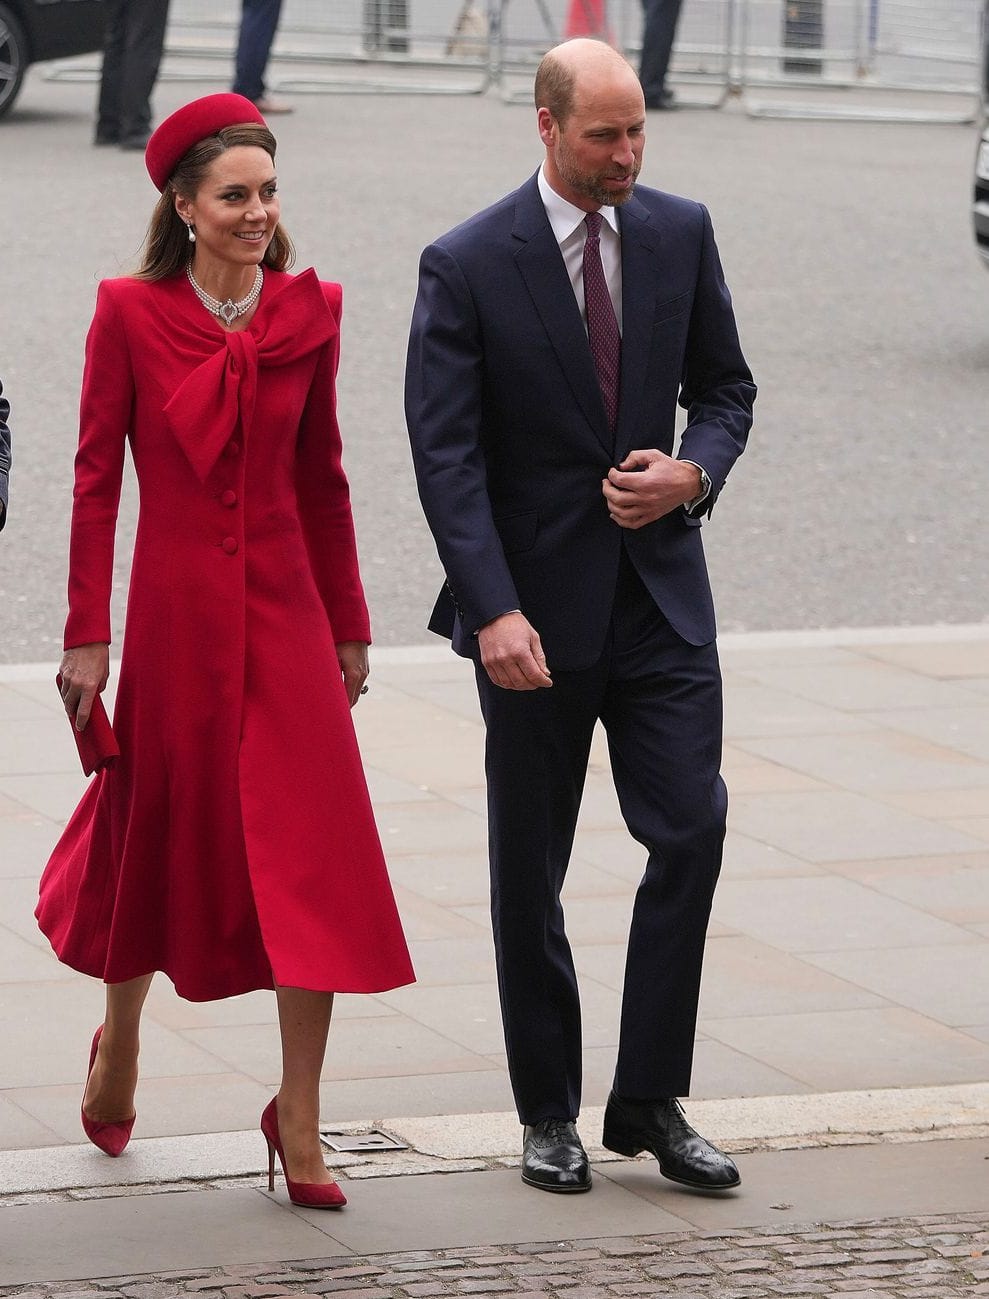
[556,141,640,207]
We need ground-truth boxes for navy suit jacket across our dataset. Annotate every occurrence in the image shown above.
[405,173,755,670]
[0,379,9,530]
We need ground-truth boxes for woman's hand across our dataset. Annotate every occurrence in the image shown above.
[59,643,110,731]
[336,641,369,708]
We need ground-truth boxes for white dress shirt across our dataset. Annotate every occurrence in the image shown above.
[538,166,623,333]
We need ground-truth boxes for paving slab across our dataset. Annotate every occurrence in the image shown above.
[863,705,989,764]
[292,1166,691,1257]
[700,1006,989,1091]
[800,944,989,1028]
[728,660,985,713]
[711,874,979,953]
[179,1016,496,1089]
[2,1139,989,1288]
[860,639,989,678]
[734,729,989,793]
[0,1097,62,1152]
[598,1137,989,1231]
[316,1069,514,1123]
[7,1073,274,1145]
[726,788,987,862]
[0,1188,349,1285]
[695,934,888,1020]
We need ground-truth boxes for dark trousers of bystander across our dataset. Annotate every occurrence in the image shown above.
[233,0,285,103]
[96,0,171,147]
[639,0,685,105]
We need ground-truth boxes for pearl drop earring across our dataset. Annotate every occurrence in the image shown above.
[187,223,196,243]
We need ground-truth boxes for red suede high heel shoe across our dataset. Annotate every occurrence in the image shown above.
[260,1097,346,1209]
[81,1026,136,1157]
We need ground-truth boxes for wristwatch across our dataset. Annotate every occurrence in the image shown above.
[682,460,711,507]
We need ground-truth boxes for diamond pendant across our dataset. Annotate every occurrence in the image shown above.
[218,299,239,326]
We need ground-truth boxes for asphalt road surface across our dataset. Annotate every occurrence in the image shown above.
[1,65,987,662]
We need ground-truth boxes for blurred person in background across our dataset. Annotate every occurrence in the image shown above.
[639,0,684,109]
[233,0,294,113]
[95,0,171,149]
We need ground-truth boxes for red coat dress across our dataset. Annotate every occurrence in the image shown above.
[37,268,415,1001]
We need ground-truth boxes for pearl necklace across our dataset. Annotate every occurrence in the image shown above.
[187,263,263,326]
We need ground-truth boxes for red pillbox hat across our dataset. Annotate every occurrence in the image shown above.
[145,93,267,191]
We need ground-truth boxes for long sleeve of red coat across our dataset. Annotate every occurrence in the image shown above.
[296,284,371,645]
[64,282,132,650]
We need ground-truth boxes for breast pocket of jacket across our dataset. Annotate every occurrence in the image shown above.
[495,510,538,555]
[653,291,691,327]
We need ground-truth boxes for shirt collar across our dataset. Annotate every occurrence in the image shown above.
[538,165,621,245]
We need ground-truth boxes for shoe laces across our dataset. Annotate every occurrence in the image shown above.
[540,1118,577,1144]
[653,1096,692,1137]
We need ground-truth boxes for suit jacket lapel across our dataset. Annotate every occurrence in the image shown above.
[615,195,661,464]
[512,176,614,458]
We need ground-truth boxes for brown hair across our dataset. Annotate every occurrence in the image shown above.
[134,123,295,281]
[534,51,577,125]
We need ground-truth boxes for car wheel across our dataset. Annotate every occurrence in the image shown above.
[0,2,28,121]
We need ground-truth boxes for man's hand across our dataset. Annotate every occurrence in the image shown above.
[602,450,702,530]
[59,643,110,731]
[337,641,370,708]
[478,612,552,691]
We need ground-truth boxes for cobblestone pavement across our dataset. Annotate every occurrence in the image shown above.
[3,1214,987,1299]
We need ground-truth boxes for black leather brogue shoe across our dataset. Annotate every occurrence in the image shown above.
[521,1118,591,1193]
[602,1092,740,1190]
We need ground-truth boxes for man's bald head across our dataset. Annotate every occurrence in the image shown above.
[534,38,640,126]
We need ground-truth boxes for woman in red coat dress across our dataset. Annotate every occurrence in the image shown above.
[36,94,414,1209]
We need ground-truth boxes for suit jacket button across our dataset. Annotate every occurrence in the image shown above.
[221,536,238,555]
[220,489,237,508]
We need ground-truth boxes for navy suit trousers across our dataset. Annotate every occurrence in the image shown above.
[474,548,727,1124]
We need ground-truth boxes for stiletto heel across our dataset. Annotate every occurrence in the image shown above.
[81,1026,136,1157]
[265,1134,276,1192]
[260,1097,346,1209]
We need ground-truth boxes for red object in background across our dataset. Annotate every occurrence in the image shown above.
[564,0,611,39]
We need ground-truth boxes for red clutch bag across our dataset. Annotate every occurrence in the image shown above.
[56,674,120,776]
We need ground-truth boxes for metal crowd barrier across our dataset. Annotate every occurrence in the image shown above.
[733,0,982,121]
[164,0,496,95]
[45,0,982,121]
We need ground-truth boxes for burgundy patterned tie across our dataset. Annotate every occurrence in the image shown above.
[582,211,621,436]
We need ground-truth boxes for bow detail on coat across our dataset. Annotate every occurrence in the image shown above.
[164,270,338,484]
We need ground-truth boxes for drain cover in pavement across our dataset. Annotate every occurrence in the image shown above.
[319,1128,408,1152]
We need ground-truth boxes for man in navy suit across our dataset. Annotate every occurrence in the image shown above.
[406,38,755,1195]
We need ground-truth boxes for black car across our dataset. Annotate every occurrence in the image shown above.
[975,0,989,268]
[0,0,106,120]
